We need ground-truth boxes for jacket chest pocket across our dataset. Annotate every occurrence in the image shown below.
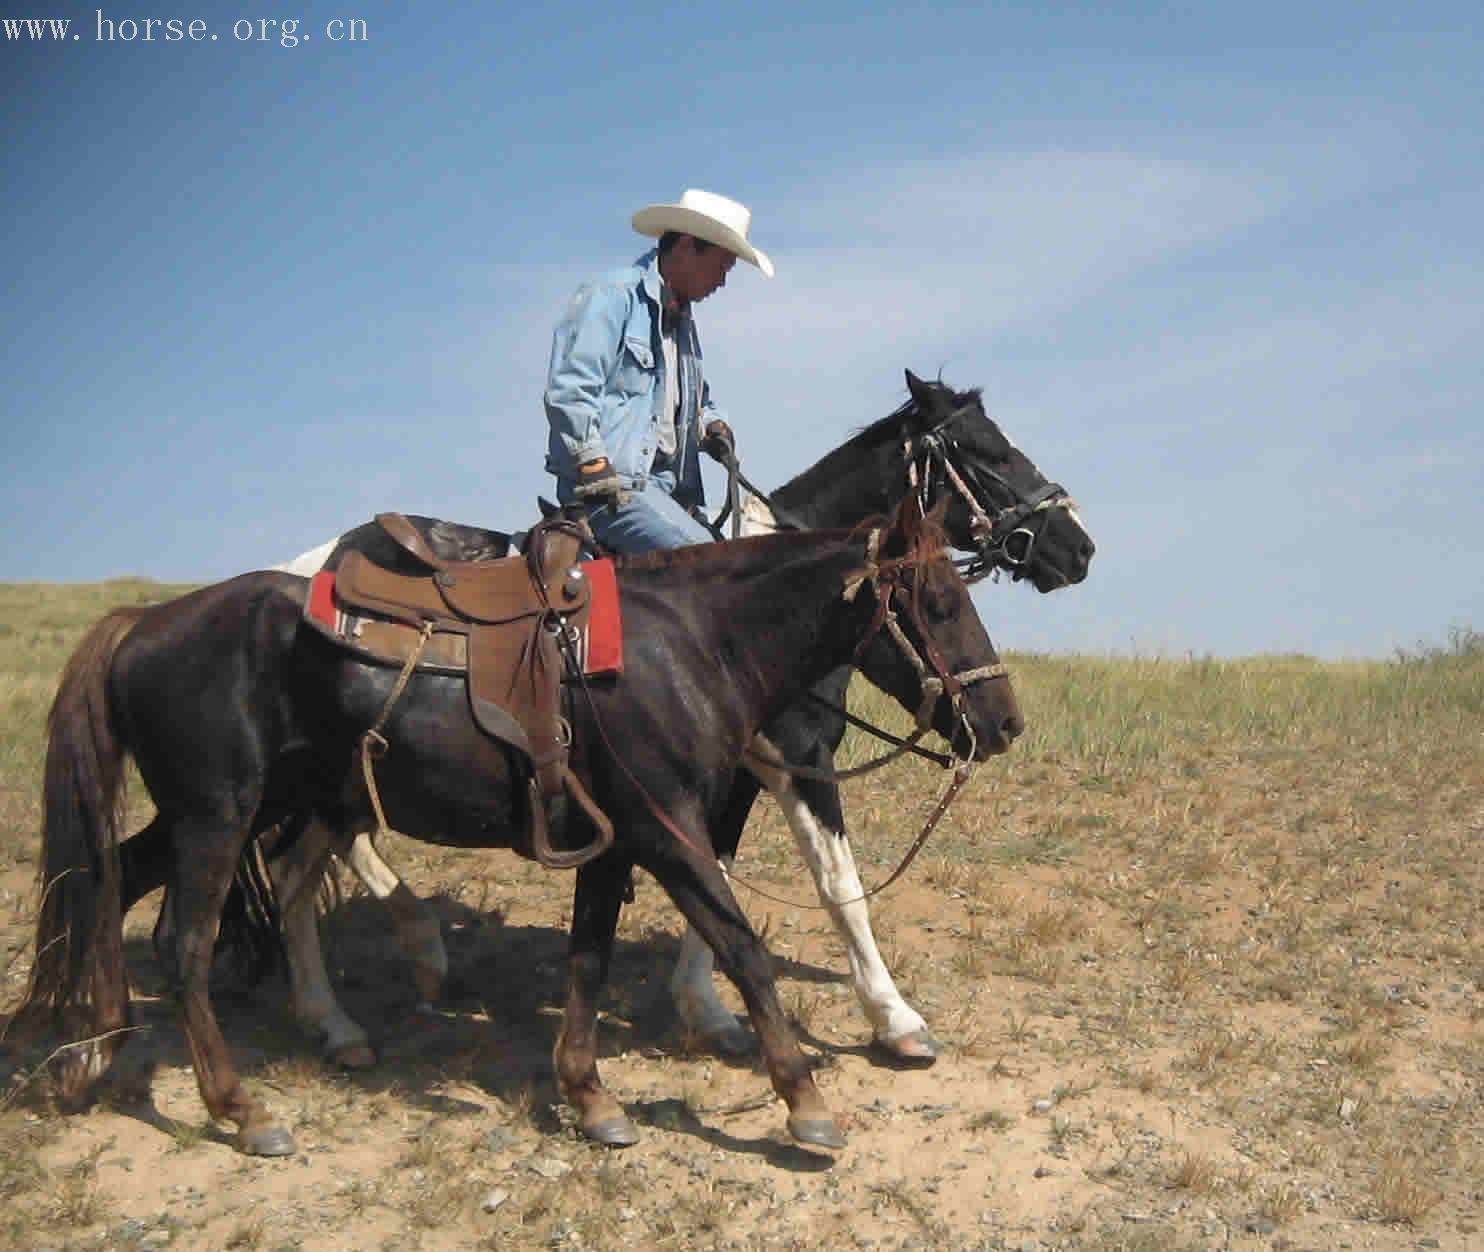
[614,336,656,399]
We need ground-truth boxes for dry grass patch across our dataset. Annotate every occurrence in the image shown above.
[1372,1153,1445,1226]
[1258,1178,1307,1225]
[1167,1148,1223,1195]
[4,587,1484,1250]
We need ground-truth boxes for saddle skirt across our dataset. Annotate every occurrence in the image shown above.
[305,557,623,680]
[301,515,623,778]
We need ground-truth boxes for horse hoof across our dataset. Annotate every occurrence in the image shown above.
[877,1028,942,1066]
[239,1124,297,1157]
[329,1043,377,1070]
[787,1114,846,1150]
[708,1023,758,1059]
[581,1115,640,1148]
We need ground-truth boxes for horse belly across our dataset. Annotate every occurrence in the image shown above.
[355,693,525,850]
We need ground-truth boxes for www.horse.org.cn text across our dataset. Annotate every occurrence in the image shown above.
[3,13,368,47]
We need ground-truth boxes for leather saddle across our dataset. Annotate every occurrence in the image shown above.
[314,511,615,869]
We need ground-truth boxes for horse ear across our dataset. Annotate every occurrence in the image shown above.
[904,370,949,430]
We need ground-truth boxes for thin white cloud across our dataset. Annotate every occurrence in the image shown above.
[169,140,1484,656]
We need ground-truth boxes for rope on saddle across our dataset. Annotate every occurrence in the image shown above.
[359,622,435,838]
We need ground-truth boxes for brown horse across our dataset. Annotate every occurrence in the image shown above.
[12,501,1020,1155]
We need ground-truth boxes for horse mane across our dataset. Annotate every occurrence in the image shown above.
[871,499,953,576]
[845,382,985,448]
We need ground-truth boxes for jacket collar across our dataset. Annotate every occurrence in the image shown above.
[637,248,689,327]
[637,248,663,307]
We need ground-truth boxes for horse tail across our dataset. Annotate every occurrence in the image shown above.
[9,606,144,1104]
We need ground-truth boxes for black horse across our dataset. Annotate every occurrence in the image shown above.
[271,370,1093,1065]
[674,370,1092,1059]
[12,501,1020,1155]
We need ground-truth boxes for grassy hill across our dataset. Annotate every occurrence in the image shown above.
[1,580,1481,1250]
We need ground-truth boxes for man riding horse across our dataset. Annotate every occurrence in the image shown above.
[545,188,770,553]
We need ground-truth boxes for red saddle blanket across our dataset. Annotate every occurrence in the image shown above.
[307,557,623,676]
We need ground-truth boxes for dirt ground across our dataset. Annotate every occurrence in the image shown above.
[3,756,1482,1252]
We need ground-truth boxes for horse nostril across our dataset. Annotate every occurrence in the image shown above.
[1003,714,1025,741]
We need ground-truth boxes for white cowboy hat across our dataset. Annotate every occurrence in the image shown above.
[631,188,774,277]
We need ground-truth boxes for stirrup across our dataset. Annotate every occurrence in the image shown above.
[525,776,614,870]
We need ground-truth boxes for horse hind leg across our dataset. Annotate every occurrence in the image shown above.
[167,815,295,1156]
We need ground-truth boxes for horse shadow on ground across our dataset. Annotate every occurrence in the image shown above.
[2,888,849,1170]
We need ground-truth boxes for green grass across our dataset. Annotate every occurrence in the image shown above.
[842,634,1484,775]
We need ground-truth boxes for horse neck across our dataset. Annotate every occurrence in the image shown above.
[767,427,905,529]
[626,534,869,721]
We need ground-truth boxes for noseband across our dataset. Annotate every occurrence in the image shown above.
[845,527,1007,763]
[905,403,1073,584]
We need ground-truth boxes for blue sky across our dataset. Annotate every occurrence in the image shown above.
[4,1,1480,656]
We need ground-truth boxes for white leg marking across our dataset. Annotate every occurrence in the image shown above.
[751,734,929,1046]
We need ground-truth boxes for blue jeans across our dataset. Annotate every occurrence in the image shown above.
[567,470,715,555]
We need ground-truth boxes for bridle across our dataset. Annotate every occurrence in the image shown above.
[904,401,1074,585]
[840,526,1007,766]
[746,521,1008,785]
[710,402,1074,588]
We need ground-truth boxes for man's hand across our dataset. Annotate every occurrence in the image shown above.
[700,419,736,463]
[573,457,626,508]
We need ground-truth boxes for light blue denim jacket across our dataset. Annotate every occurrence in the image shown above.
[544,249,724,509]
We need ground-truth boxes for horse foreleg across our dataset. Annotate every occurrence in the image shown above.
[341,832,447,1008]
[168,817,295,1156]
[271,822,376,1069]
[645,823,846,1150]
[553,854,638,1147]
[751,734,940,1064]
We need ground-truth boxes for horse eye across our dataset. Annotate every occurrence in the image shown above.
[925,584,962,621]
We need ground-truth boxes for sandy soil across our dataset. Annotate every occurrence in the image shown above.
[3,778,1481,1252]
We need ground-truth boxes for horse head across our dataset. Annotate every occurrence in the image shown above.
[847,499,1023,760]
[899,370,1094,592]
